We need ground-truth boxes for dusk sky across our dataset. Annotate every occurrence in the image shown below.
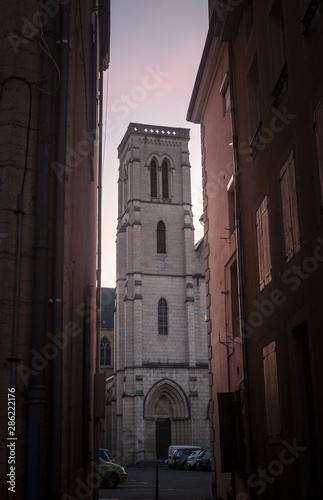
[101,1,209,287]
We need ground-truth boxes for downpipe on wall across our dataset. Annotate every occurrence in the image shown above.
[25,12,57,500]
[228,41,255,499]
[51,2,71,498]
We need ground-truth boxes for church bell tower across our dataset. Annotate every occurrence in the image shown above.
[114,123,209,462]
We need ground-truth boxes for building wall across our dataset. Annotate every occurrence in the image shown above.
[188,1,323,499]
[0,1,109,498]
[114,123,209,463]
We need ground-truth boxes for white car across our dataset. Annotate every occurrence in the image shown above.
[186,450,201,470]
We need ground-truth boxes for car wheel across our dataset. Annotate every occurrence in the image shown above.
[183,461,189,470]
[103,472,119,488]
[195,463,202,471]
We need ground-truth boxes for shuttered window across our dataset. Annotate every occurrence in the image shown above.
[314,98,323,209]
[280,151,301,262]
[218,391,245,472]
[150,160,157,198]
[256,196,272,291]
[263,341,281,443]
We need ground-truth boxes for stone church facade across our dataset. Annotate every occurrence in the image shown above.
[114,123,209,463]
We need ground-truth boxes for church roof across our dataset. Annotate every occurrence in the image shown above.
[101,287,116,328]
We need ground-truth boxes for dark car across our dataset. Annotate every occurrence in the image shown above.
[171,448,198,469]
[99,448,114,462]
[195,448,212,471]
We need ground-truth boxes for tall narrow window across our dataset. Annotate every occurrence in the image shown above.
[256,196,272,291]
[280,151,301,262]
[230,260,239,338]
[244,0,254,41]
[219,73,230,116]
[263,341,281,443]
[158,298,168,335]
[151,160,157,198]
[162,161,169,199]
[157,220,166,253]
[247,55,262,156]
[100,336,111,366]
[314,98,323,210]
[269,2,287,104]
[227,175,235,235]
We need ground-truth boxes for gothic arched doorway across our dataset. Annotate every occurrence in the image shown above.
[143,379,191,460]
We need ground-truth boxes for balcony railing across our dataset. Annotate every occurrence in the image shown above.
[250,121,263,159]
[302,0,322,35]
[272,63,288,105]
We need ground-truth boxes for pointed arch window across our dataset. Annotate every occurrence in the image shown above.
[162,161,169,199]
[150,159,157,198]
[158,298,168,335]
[100,336,111,366]
[157,220,166,253]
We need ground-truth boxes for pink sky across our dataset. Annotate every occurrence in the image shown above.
[101,0,209,287]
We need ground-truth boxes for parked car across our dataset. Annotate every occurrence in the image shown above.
[195,448,212,471]
[99,448,114,462]
[166,445,202,468]
[186,450,201,470]
[172,447,202,469]
[99,458,127,488]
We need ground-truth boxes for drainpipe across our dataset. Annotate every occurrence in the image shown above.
[9,77,31,392]
[228,42,254,489]
[26,12,57,500]
[51,2,71,498]
[97,62,103,375]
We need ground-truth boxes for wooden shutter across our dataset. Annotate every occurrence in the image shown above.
[263,341,281,443]
[280,162,294,261]
[280,151,301,261]
[256,196,272,290]
[314,98,323,207]
[218,391,245,472]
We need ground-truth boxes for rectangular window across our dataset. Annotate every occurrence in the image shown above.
[244,0,254,41]
[219,73,230,116]
[230,260,239,338]
[247,55,261,136]
[263,341,281,443]
[256,196,272,291]
[227,175,235,235]
[314,98,323,210]
[280,151,301,262]
[269,2,287,104]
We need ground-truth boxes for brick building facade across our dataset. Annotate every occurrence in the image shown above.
[188,1,323,499]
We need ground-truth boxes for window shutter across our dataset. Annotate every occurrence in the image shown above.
[256,196,272,290]
[280,163,294,261]
[288,153,301,254]
[218,391,245,472]
[280,151,301,261]
[256,206,265,290]
[263,341,281,443]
